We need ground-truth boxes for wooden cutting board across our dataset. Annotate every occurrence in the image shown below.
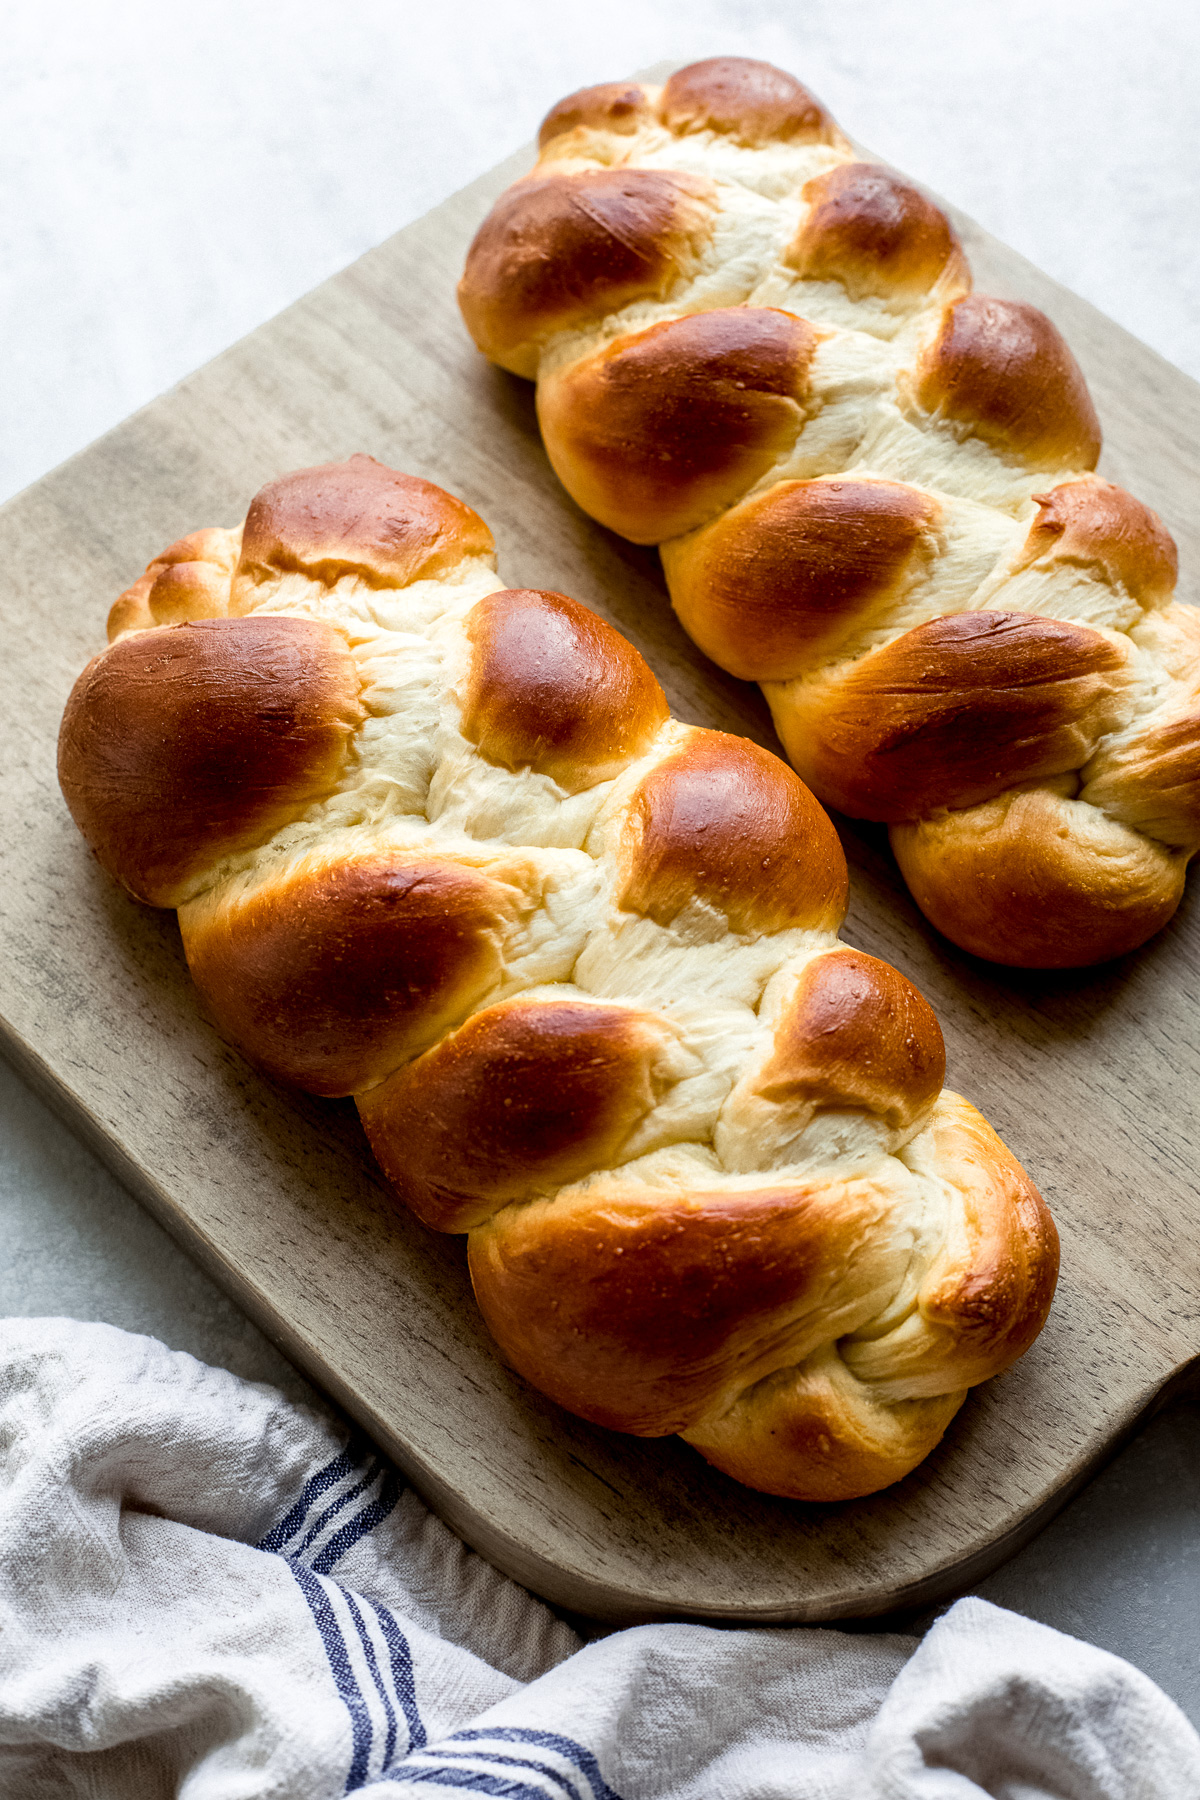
[2,100,1199,1627]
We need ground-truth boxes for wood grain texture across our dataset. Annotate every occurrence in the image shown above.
[1,94,1198,1624]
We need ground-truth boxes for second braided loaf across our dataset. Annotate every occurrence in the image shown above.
[459,56,1200,968]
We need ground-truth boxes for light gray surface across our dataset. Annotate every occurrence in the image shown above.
[3,0,1198,1731]
[5,0,1200,504]
[0,1054,319,1407]
[970,1403,1200,1720]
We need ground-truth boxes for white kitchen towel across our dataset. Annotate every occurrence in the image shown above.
[0,1319,1195,1800]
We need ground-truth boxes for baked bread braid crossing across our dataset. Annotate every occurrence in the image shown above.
[459,56,1200,967]
[59,457,1058,1501]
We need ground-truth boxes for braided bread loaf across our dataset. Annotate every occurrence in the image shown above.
[459,56,1200,968]
[58,456,1057,1501]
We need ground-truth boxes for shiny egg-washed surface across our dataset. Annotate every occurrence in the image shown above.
[459,56,1200,968]
[58,457,1057,1502]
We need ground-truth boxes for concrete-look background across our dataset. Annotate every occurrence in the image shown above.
[2,0,1197,1724]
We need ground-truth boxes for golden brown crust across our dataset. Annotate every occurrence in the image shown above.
[457,169,717,376]
[108,527,241,639]
[358,998,678,1231]
[900,1095,1060,1388]
[462,588,669,791]
[617,728,849,934]
[1014,476,1178,604]
[658,56,842,148]
[773,611,1134,821]
[681,1353,966,1501]
[787,163,966,301]
[687,1090,1057,1498]
[180,851,538,1096]
[756,948,946,1132]
[234,455,494,598]
[537,81,654,150]
[912,295,1102,469]
[57,617,363,909]
[891,787,1187,966]
[468,1176,896,1436]
[1082,700,1200,853]
[107,577,159,641]
[537,308,821,544]
[664,476,940,680]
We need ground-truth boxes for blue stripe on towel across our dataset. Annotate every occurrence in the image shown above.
[343,1587,398,1772]
[391,1729,621,1800]
[297,1460,384,1558]
[449,1731,620,1800]
[256,1440,366,1553]
[286,1561,429,1790]
[367,1595,426,1751]
[395,1769,564,1799]
[288,1560,373,1791]
[404,1749,585,1800]
[311,1465,403,1574]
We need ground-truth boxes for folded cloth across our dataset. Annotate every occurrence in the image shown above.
[0,1320,1195,1799]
